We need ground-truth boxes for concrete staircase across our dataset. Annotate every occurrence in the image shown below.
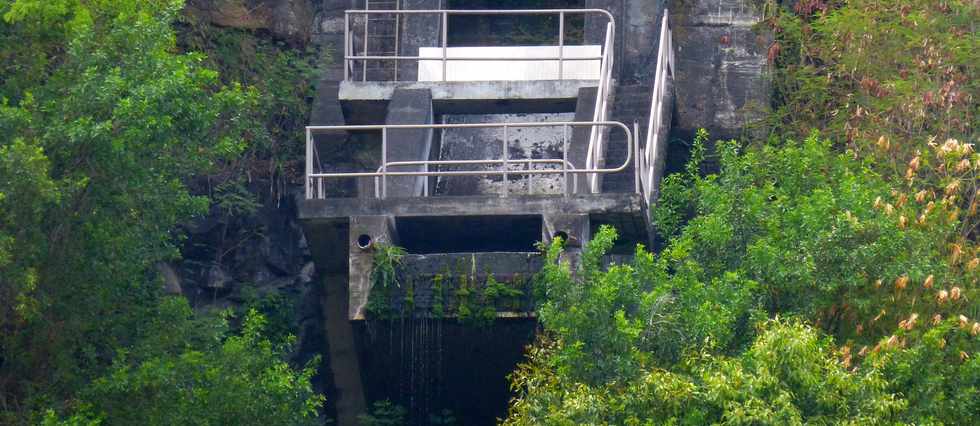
[602,83,653,193]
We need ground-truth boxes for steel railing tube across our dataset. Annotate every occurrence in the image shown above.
[306,121,633,200]
[344,9,615,82]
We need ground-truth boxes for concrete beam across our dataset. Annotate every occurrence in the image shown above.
[299,193,644,222]
[338,80,598,113]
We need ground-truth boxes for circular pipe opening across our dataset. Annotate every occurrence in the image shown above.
[553,231,569,242]
[356,234,373,250]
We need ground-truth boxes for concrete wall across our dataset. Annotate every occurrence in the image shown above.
[417,45,601,81]
[669,0,769,141]
[435,113,576,196]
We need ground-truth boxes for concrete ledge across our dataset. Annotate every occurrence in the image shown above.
[402,252,544,278]
[339,79,598,115]
[299,193,644,222]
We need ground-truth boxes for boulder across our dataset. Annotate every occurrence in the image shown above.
[186,0,314,43]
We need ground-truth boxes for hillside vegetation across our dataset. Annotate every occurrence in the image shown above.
[0,1,322,424]
[506,1,978,423]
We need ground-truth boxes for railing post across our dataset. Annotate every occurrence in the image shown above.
[305,128,313,199]
[634,121,641,194]
[502,125,509,197]
[557,11,564,80]
[393,0,400,81]
[527,158,533,195]
[562,124,569,197]
[381,127,387,199]
[362,9,368,81]
[344,12,350,81]
[441,11,448,82]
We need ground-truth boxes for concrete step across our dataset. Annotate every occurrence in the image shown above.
[601,84,652,193]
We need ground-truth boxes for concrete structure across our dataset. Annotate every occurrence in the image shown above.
[302,1,767,424]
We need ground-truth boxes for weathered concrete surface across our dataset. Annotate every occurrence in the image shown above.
[397,0,443,81]
[436,113,575,196]
[348,216,399,320]
[669,0,769,141]
[321,272,367,426]
[383,88,434,198]
[299,193,644,221]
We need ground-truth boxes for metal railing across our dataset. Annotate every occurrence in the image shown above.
[639,11,675,208]
[344,8,615,82]
[305,121,633,200]
[584,22,615,193]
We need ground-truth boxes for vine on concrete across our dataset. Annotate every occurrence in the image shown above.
[365,246,527,324]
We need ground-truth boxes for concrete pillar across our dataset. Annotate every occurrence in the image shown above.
[543,214,590,270]
[348,215,399,320]
[321,272,366,426]
[397,0,443,81]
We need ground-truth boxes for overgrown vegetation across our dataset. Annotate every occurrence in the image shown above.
[0,0,323,423]
[506,2,978,422]
[365,246,527,326]
[508,134,978,424]
[762,0,977,239]
[178,12,320,193]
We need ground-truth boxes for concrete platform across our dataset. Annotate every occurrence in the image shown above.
[338,79,600,121]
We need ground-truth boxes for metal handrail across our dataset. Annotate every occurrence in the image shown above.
[640,11,674,208]
[584,22,615,193]
[344,8,615,82]
[305,121,633,200]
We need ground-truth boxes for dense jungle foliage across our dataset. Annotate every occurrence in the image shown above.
[0,0,321,424]
[507,0,978,424]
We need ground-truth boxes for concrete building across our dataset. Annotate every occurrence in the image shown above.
[302,1,766,424]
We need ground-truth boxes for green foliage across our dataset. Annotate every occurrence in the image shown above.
[508,133,980,424]
[0,1,324,422]
[653,128,707,240]
[508,320,907,425]
[431,273,446,318]
[77,306,324,425]
[358,400,407,426]
[366,249,526,324]
[214,179,262,217]
[535,224,757,385]
[178,15,320,185]
[239,284,299,345]
[868,318,980,425]
[762,0,979,239]
[366,243,406,319]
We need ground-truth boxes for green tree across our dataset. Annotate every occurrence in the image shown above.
[77,305,323,426]
[508,133,979,424]
[0,1,323,422]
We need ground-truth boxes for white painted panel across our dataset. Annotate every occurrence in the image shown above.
[418,45,601,82]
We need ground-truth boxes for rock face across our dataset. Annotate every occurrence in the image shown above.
[186,0,314,43]
[173,181,322,374]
